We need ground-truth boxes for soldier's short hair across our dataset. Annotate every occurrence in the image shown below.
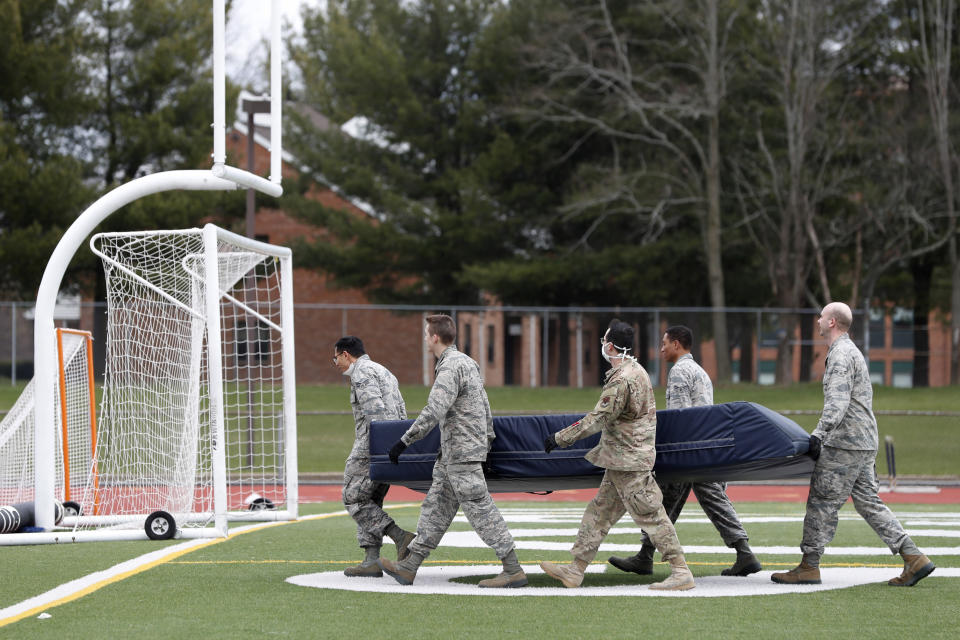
[334,336,366,358]
[606,318,634,352]
[426,314,457,345]
[829,302,853,331]
[665,325,693,350]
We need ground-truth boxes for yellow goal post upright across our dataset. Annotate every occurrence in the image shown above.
[9,0,293,544]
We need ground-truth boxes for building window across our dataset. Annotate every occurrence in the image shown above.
[868,308,885,349]
[487,325,495,364]
[891,307,914,349]
[868,359,885,385]
[758,360,776,385]
[892,360,913,388]
[463,323,472,357]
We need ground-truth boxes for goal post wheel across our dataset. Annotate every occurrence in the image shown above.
[62,501,83,518]
[145,511,177,540]
[248,497,275,511]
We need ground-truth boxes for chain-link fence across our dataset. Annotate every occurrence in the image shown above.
[0,301,952,388]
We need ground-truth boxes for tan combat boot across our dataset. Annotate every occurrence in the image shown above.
[539,559,588,588]
[343,562,383,577]
[771,560,821,585]
[888,554,935,587]
[649,556,695,591]
[395,531,416,562]
[379,552,424,586]
[478,569,528,588]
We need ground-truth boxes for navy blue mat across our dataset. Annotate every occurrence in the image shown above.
[369,401,815,493]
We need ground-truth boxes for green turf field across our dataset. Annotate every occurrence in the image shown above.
[2,381,959,475]
[2,500,958,638]
[2,382,958,637]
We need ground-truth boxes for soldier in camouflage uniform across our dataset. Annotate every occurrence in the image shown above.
[378,315,526,589]
[772,302,935,587]
[334,336,415,578]
[540,320,695,591]
[609,325,761,577]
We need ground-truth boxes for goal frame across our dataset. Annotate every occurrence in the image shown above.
[26,0,287,538]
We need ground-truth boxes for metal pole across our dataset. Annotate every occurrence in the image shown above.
[541,310,549,387]
[10,303,16,385]
[575,312,583,388]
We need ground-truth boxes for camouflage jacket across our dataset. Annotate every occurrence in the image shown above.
[401,346,495,463]
[665,354,714,409]
[554,358,657,471]
[347,355,407,461]
[811,334,878,451]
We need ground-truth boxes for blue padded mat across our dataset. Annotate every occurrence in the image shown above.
[369,401,815,493]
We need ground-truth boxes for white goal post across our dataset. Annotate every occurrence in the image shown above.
[4,226,298,545]
[20,0,288,539]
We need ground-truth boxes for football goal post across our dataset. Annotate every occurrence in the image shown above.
[1,226,298,544]
[9,0,290,542]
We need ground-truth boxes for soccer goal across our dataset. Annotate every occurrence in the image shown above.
[16,0,288,542]
[0,329,95,516]
[1,226,298,545]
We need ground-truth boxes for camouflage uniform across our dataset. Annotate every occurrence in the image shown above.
[342,355,407,548]
[800,334,921,565]
[401,346,515,560]
[642,354,751,549]
[554,358,685,566]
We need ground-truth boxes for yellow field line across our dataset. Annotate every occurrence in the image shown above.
[0,506,422,629]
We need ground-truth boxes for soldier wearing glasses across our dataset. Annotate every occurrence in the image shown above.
[333,336,414,577]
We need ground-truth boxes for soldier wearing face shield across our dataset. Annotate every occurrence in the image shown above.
[609,325,761,578]
[539,319,695,591]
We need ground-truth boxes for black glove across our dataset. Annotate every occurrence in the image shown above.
[544,433,558,454]
[808,435,822,461]
[388,440,408,465]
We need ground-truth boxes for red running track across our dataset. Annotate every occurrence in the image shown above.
[300,483,960,504]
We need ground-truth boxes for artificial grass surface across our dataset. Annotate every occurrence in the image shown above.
[3,500,958,639]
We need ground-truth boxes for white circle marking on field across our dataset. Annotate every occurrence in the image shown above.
[286,565,960,598]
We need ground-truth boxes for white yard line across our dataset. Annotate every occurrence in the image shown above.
[0,510,353,628]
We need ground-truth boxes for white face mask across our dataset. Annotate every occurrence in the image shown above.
[601,329,614,364]
[343,362,355,377]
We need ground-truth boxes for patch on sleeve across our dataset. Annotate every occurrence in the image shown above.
[600,396,611,407]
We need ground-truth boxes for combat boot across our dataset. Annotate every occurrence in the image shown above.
[343,563,383,577]
[770,560,821,585]
[539,558,588,588]
[477,570,528,588]
[607,544,655,575]
[479,549,528,588]
[395,531,416,562]
[379,552,424,586]
[721,540,762,577]
[888,554,935,587]
[649,556,695,591]
[345,546,383,577]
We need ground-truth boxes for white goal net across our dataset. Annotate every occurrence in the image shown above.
[58,225,298,538]
[0,330,94,513]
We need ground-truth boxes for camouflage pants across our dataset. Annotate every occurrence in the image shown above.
[342,457,394,548]
[640,480,749,549]
[800,446,919,565]
[571,469,684,565]
[407,460,515,560]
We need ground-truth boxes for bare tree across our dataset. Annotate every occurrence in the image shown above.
[915,0,959,383]
[520,0,738,382]
[730,0,881,383]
